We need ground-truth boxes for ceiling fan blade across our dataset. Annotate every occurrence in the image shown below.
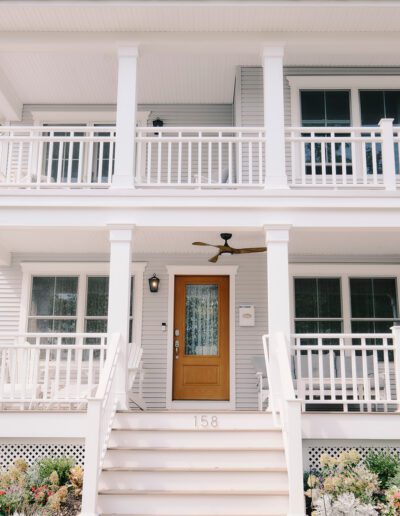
[208,253,220,263]
[192,241,217,247]
[233,247,267,254]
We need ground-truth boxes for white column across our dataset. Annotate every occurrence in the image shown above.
[265,226,291,339]
[379,118,397,191]
[262,46,288,189]
[112,46,139,188]
[108,225,134,409]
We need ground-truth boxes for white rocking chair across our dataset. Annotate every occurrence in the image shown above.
[128,341,146,410]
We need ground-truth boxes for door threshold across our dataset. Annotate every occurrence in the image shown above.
[169,401,234,410]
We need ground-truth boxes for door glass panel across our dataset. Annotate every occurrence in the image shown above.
[185,284,218,356]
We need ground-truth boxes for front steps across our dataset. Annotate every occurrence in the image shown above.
[98,411,289,516]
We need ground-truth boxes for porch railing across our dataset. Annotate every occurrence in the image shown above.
[136,126,266,187]
[287,121,397,189]
[291,332,400,411]
[0,126,115,187]
[0,333,108,409]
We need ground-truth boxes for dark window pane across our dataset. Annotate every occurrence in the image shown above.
[28,319,76,333]
[385,91,400,126]
[295,320,318,334]
[360,91,385,126]
[325,91,351,125]
[295,278,318,318]
[54,277,78,316]
[372,278,397,318]
[301,91,325,125]
[350,278,374,318]
[318,278,342,318]
[87,276,109,317]
[85,319,107,333]
[30,277,55,316]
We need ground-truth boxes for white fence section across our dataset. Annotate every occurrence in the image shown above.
[135,126,266,187]
[287,126,388,188]
[0,333,108,409]
[291,332,400,412]
[81,333,122,516]
[0,126,115,187]
[262,333,304,516]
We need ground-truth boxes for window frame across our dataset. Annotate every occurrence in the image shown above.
[20,262,147,346]
[290,263,400,336]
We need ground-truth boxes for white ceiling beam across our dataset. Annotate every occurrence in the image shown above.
[0,243,11,267]
[0,66,22,122]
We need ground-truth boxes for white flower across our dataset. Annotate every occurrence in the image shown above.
[313,493,377,516]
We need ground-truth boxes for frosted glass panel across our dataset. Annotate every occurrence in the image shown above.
[185,284,218,356]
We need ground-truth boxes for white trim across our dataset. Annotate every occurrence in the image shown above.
[288,75,400,129]
[30,110,151,126]
[289,262,400,334]
[165,265,238,410]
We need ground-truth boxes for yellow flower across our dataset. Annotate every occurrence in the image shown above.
[323,477,336,492]
[320,453,331,466]
[49,470,59,486]
[307,474,319,488]
[57,485,68,502]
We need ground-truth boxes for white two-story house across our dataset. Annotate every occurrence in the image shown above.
[1,1,400,515]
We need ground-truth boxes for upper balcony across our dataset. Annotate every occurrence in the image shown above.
[0,122,398,190]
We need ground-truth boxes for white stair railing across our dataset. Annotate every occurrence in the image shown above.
[81,332,122,516]
[262,333,304,516]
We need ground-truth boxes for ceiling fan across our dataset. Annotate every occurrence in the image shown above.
[192,233,267,263]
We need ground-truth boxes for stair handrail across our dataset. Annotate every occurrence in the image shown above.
[81,332,122,516]
[262,332,305,516]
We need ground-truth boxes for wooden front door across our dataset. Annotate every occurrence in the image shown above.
[173,275,230,401]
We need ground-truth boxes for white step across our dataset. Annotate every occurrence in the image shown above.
[114,411,279,430]
[103,448,287,469]
[98,492,289,515]
[108,429,283,449]
[99,469,288,491]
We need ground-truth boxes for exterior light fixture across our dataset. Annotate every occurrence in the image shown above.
[152,118,164,135]
[148,274,160,293]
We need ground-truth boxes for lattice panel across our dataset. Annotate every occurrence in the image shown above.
[0,443,85,469]
[307,445,400,471]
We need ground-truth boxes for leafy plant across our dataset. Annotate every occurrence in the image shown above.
[36,456,75,486]
[365,450,400,491]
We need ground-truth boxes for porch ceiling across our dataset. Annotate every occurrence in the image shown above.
[1,227,400,260]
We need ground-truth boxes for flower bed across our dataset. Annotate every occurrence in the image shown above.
[305,450,400,515]
[0,456,83,515]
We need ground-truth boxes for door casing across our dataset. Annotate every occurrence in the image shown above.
[166,265,238,410]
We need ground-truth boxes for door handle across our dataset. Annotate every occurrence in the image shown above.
[174,340,179,359]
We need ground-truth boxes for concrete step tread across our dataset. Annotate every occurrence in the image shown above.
[106,446,285,452]
[111,427,281,432]
[98,489,289,496]
[102,466,287,473]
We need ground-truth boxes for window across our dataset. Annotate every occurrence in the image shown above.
[85,277,109,333]
[360,90,400,126]
[42,125,84,183]
[350,278,398,334]
[300,91,352,176]
[28,276,78,332]
[294,277,342,334]
[301,90,351,127]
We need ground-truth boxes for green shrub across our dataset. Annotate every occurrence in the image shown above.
[365,450,400,490]
[37,456,75,486]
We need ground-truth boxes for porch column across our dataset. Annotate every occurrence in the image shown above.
[108,225,134,409]
[112,46,139,188]
[265,225,291,343]
[262,46,288,189]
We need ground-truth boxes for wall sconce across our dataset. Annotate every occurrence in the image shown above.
[148,274,160,293]
[152,117,164,135]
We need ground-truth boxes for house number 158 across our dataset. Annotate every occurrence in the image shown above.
[194,415,218,428]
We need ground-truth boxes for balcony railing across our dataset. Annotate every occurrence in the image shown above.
[0,122,399,190]
[136,127,266,187]
[0,126,115,187]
